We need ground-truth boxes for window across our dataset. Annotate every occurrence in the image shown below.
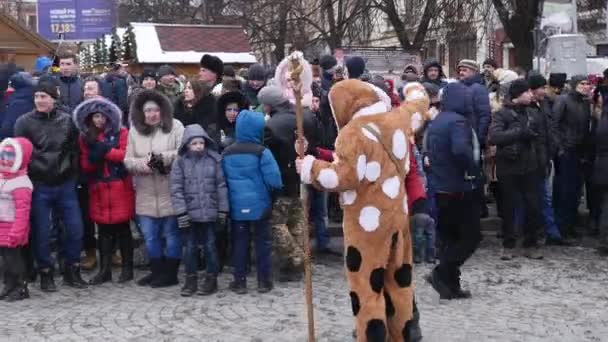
[597,44,608,57]
[27,15,37,31]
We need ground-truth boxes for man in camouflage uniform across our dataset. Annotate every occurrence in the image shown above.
[259,85,318,282]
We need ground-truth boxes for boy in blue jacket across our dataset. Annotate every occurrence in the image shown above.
[222,110,282,294]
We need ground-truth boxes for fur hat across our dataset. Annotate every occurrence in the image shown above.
[346,56,366,79]
[217,91,249,130]
[247,64,267,81]
[258,85,287,107]
[457,59,479,72]
[527,72,547,90]
[157,64,176,78]
[404,65,418,75]
[509,79,530,100]
[319,55,338,71]
[33,81,59,99]
[73,97,123,135]
[130,90,174,135]
[549,73,567,89]
[200,54,224,78]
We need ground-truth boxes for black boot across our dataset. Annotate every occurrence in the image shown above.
[39,269,57,292]
[137,258,161,286]
[117,230,134,283]
[89,234,113,285]
[0,272,17,300]
[150,258,180,288]
[450,269,472,299]
[229,278,247,295]
[278,262,303,283]
[257,279,273,294]
[427,266,454,299]
[6,279,29,302]
[63,264,88,289]
[181,274,198,297]
[404,299,423,342]
[198,274,218,295]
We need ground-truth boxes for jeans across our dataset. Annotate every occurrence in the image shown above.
[77,184,96,251]
[232,219,272,282]
[31,180,83,270]
[182,222,219,275]
[308,186,329,250]
[137,215,181,259]
[554,150,583,231]
[435,191,481,277]
[500,173,542,248]
[539,176,562,239]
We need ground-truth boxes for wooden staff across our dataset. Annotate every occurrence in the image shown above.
[288,51,315,341]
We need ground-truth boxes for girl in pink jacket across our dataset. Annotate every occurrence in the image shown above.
[0,137,33,301]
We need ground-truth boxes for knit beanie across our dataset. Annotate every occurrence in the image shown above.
[258,85,287,107]
[247,64,267,81]
[319,55,338,71]
[509,79,530,100]
[157,64,176,78]
[141,67,157,80]
[457,59,479,72]
[422,82,440,99]
[527,72,547,90]
[404,65,418,74]
[345,56,366,79]
[570,75,588,88]
[549,73,567,89]
[33,81,59,99]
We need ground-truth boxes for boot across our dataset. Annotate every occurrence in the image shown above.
[0,273,17,300]
[404,300,423,342]
[117,231,134,283]
[427,266,454,300]
[81,248,97,271]
[523,247,544,260]
[197,274,218,296]
[89,235,113,285]
[181,274,198,297]
[229,279,247,295]
[39,269,57,292]
[278,262,303,283]
[137,258,161,286]
[150,258,180,288]
[63,264,88,289]
[6,280,29,302]
[450,269,472,299]
[257,279,273,294]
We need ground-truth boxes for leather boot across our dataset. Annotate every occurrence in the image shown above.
[450,269,472,299]
[117,230,134,283]
[63,264,88,289]
[39,268,57,292]
[150,258,180,288]
[137,258,161,286]
[181,274,198,297]
[81,248,97,271]
[6,276,29,302]
[89,234,113,285]
[0,272,17,300]
[197,274,218,296]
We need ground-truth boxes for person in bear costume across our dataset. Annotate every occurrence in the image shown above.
[297,79,429,341]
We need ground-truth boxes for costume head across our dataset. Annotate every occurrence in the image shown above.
[273,52,313,108]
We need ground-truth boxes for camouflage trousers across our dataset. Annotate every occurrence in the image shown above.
[272,196,306,268]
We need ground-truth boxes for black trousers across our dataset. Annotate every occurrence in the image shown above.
[1,247,26,281]
[499,173,542,249]
[435,191,481,278]
[78,184,97,251]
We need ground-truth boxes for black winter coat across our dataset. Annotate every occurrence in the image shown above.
[173,95,220,144]
[14,108,79,185]
[264,102,319,197]
[553,91,592,153]
[529,99,556,176]
[593,112,608,185]
[488,103,539,177]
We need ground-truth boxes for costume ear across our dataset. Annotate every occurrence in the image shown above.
[401,82,431,134]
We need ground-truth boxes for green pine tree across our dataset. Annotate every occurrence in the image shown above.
[109,32,122,63]
[121,26,137,62]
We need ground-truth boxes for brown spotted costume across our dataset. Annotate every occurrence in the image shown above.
[300,80,429,341]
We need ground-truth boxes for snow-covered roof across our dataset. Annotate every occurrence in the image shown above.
[130,22,256,64]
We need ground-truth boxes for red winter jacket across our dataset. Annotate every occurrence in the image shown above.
[405,143,426,212]
[79,128,135,225]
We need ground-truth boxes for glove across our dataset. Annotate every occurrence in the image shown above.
[218,212,228,227]
[147,153,170,175]
[88,142,112,164]
[177,213,191,229]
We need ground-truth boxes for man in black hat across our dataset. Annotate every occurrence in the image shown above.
[489,79,544,260]
[199,54,224,88]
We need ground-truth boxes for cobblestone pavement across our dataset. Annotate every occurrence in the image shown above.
[2,234,607,342]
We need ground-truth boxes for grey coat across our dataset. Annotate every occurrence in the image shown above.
[170,124,229,222]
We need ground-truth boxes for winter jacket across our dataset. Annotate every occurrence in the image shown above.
[57,75,84,113]
[405,143,427,213]
[0,137,33,248]
[318,87,338,149]
[124,90,185,218]
[102,73,129,126]
[593,112,608,185]
[157,81,182,104]
[14,107,79,185]
[74,97,134,225]
[170,124,229,222]
[174,94,220,145]
[264,101,318,197]
[553,91,592,153]
[242,82,263,109]
[0,72,34,139]
[488,103,539,177]
[529,99,556,176]
[421,60,448,89]
[461,73,491,147]
[427,82,479,193]
[222,111,282,221]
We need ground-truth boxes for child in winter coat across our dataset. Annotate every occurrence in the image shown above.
[171,124,229,297]
[0,137,34,301]
[222,111,282,294]
[74,97,135,285]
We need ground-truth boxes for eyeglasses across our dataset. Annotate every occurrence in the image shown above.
[226,108,239,113]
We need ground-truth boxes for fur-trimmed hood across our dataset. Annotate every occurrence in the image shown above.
[0,137,33,176]
[73,97,123,135]
[129,89,174,135]
[327,79,392,129]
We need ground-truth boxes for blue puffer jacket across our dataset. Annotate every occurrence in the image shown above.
[0,72,34,139]
[427,82,479,193]
[222,110,282,221]
[461,73,491,146]
[170,124,229,222]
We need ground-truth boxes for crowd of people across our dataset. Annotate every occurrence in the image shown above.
[0,49,606,341]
